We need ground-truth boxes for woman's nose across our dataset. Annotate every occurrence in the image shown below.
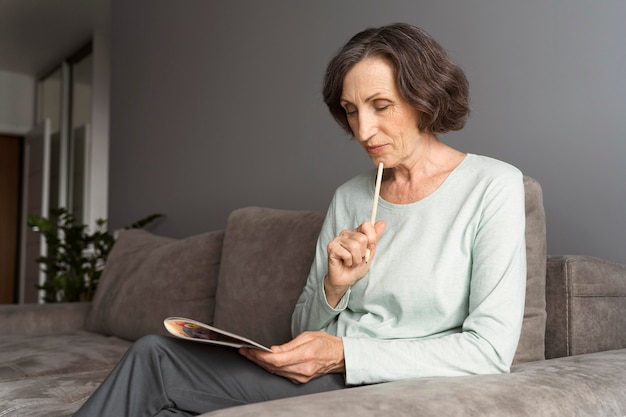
[356,112,377,141]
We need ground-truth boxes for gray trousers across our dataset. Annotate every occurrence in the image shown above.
[74,335,346,416]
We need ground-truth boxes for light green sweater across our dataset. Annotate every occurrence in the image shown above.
[292,154,527,385]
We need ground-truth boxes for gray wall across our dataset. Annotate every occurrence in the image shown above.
[110,0,626,264]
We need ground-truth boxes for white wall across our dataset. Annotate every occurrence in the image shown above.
[109,0,626,264]
[0,70,35,134]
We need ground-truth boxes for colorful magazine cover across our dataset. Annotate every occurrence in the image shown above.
[163,317,272,352]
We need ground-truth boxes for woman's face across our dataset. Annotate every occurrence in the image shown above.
[341,56,423,168]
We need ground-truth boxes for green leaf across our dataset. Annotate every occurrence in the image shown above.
[28,208,165,303]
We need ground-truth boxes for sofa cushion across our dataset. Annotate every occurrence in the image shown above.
[512,176,547,364]
[203,349,626,417]
[0,368,111,417]
[85,229,224,341]
[213,207,325,347]
[0,331,130,382]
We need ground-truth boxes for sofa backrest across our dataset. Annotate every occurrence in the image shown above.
[213,175,548,364]
[515,176,547,363]
[213,208,325,346]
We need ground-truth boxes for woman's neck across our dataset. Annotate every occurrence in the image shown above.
[381,137,465,204]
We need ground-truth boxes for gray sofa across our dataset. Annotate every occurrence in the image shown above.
[1,176,625,416]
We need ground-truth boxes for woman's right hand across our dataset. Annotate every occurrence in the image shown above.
[324,220,386,307]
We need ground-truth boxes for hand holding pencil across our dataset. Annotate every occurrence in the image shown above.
[324,163,386,307]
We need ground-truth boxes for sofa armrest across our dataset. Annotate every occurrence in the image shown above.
[0,302,91,336]
[545,255,626,359]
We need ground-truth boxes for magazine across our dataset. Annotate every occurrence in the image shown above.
[163,317,272,352]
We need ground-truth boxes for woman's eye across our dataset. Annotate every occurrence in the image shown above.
[375,102,391,111]
[345,108,357,116]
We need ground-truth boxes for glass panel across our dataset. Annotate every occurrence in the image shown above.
[71,54,92,127]
[23,43,96,303]
[38,68,64,212]
[70,125,90,224]
[21,120,52,303]
[69,53,92,224]
[38,68,62,133]
[48,132,62,211]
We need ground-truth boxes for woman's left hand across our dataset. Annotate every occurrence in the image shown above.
[239,331,345,384]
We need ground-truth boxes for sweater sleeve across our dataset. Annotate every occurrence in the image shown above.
[342,172,527,385]
[291,196,350,336]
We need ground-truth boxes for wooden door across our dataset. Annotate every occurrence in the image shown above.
[0,134,21,304]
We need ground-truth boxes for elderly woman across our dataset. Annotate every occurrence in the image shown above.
[75,23,525,416]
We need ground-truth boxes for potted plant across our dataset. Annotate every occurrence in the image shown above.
[28,208,163,302]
